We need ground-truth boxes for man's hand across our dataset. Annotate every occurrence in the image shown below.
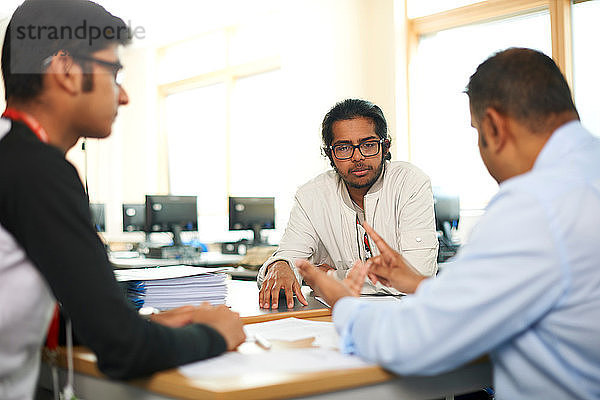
[316,263,335,273]
[296,259,354,307]
[363,222,427,294]
[191,303,246,351]
[343,261,368,296]
[149,305,195,327]
[259,261,308,309]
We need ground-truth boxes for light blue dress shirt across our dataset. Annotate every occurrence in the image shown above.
[333,121,600,399]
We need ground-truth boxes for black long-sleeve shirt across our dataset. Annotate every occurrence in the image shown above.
[0,120,226,379]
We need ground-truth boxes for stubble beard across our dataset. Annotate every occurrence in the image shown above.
[334,158,386,190]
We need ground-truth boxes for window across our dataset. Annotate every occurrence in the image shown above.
[165,83,228,238]
[409,11,552,210]
[407,0,485,19]
[159,19,284,242]
[572,0,600,137]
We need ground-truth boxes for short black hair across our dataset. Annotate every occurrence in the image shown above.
[466,47,578,132]
[2,0,131,101]
[321,99,391,166]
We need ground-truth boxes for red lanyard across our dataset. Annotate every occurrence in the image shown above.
[356,215,373,260]
[2,107,49,144]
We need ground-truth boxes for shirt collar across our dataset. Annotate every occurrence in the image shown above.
[533,120,591,171]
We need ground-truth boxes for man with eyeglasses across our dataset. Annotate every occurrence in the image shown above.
[258,99,438,309]
[0,1,244,398]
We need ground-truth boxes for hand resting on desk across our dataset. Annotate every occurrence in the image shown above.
[150,303,246,351]
[150,305,197,327]
[259,260,308,309]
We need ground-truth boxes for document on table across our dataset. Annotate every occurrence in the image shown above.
[179,348,373,378]
[114,265,226,281]
[243,317,340,349]
[315,294,403,308]
[114,265,228,310]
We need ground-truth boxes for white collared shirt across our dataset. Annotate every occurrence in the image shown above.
[258,160,439,294]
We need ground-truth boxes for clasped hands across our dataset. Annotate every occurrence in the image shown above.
[149,303,246,351]
[297,222,427,308]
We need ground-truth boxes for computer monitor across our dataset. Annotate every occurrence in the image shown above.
[145,195,198,246]
[433,191,460,242]
[89,203,106,232]
[122,204,145,232]
[228,197,275,245]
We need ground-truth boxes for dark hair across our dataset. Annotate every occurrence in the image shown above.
[321,99,391,166]
[466,47,578,132]
[2,0,131,101]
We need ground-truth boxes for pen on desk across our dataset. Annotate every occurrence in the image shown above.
[254,333,272,350]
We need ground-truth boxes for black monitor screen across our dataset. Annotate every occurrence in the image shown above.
[229,197,275,231]
[433,192,460,239]
[122,204,145,232]
[89,203,105,232]
[145,195,198,233]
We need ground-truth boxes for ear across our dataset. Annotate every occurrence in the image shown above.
[481,107,510,154]
[382,139,390,155]
[44,52,83,96]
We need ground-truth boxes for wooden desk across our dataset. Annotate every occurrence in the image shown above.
[38,281,493,399]
[226,279,331,323]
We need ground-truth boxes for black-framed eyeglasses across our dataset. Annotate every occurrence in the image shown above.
[42,53,124,85]
[73,54,124,85]
[329,138,386,160]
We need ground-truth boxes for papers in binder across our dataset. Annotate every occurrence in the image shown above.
[114,265,225,281]
[114,265,227,310]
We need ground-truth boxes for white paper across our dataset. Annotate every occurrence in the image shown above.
[243,317,340,349]
[114,265,225,281]
[115,266,228,309]
[179,348,373,378]
[315,295,402,309]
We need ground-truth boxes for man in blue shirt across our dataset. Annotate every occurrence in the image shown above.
[297,47,600,399]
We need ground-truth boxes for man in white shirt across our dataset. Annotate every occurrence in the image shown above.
[297,48,600,399]
[258,99,438,309]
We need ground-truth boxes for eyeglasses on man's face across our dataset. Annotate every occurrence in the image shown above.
[73,54,124,85]
[329,138,386,160]
[42,53,124,85]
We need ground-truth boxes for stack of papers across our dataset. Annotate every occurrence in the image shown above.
[114,265,227,310]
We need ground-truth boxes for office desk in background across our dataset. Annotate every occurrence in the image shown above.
[38,281,492,400]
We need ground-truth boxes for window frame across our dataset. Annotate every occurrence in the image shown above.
[155,25,281,196]
[401,0,578,208]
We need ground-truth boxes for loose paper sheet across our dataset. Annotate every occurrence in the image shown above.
[114,265,225,281]
[179,348,373,378]
[244,317,340,348]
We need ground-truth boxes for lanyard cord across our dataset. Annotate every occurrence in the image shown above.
[2,108,49,143]
[355,215,362,261]
[355,215,373,261]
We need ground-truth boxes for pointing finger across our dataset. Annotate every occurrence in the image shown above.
[363,222,397,261]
